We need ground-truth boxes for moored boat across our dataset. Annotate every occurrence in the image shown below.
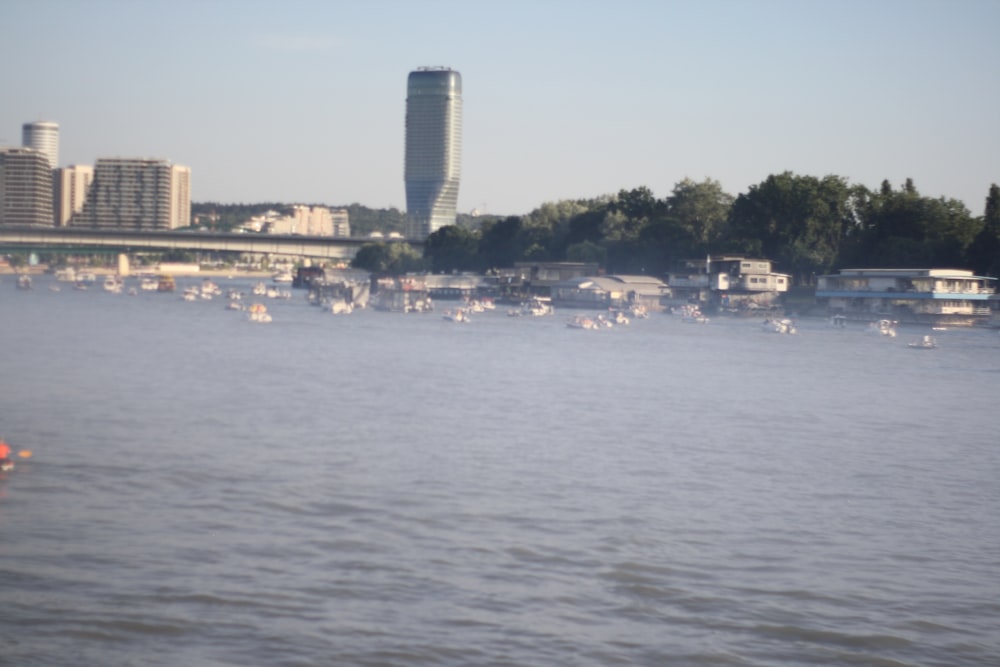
[566,315,599,330]
[247,303,272,323]
[907,335,938,349]
[157,275,176,292]
[868,319,898,337]
[763,317,797,334]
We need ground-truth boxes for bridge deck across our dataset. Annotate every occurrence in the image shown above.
[0,227,420,259]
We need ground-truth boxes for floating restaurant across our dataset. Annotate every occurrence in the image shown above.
[815,268,996,326]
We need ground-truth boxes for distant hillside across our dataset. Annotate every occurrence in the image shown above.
[191,202,495,236]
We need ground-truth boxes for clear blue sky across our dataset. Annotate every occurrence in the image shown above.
[2,0,998,217]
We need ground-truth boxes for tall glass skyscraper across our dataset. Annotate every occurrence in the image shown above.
[404,67,462,240]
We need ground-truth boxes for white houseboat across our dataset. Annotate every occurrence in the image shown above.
[815,268,996,327]
[549,274,668,312]
[666,256,791,314]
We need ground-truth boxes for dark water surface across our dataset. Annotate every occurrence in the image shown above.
[2,275,998,666]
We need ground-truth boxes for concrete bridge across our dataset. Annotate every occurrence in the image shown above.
[0,226,420,260]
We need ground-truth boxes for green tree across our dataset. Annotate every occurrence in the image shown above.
[611,186,660,222]
[665,178,734,252]
[729,172,852,282]
[565,240,607,265]
[523,197,610,260]
[967,183,1000,276]
[856,179,980,268]
[350,242,424,274]
[477,216,525,269]
[424,225,481,273]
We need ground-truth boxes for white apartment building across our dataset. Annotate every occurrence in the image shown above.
[261,205,350,237]
[54,165,94,226]
[73,158,191,230]
[170,164,191,229]
[0,147,54,226]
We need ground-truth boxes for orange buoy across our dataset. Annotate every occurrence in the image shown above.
[18,450,32,459]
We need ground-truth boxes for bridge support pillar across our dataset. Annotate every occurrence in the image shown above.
[117,253,131,277]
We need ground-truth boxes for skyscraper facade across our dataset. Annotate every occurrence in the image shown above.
[74,158,191,230]
[0,148,54,227]
[54,164,94,226]
[404,67,462,240]
[21,120,59,169]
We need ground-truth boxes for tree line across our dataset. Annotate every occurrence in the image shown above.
[352,175,1000,284]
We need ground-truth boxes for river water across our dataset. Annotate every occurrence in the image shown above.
[1,274,998,667]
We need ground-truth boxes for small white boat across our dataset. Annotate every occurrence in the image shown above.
[908,335,938,349]
[512,297,554,316]
[628,304,649,319]
[868,319,898,337]
[16,274,32,290]
[54,267,77,282]
[103,275,123,293]
[247,303,272,323]
[763,317,797,334]
[610,310,630,325]
[566,315,599,330]
[329,299,353,315]
[442,308,470,323]
[201,279,222,298]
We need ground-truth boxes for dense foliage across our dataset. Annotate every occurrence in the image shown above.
[191,176,1000,283]
[416,176,999,282]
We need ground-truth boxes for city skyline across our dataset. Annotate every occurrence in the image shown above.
[1,0,998,217]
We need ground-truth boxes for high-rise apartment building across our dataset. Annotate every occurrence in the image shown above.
[404,67,462,239]
[54,164,94,226]
[21,121,59,169]
[170,164,191,230]
[74,158,191,230]
[0,147,54,226]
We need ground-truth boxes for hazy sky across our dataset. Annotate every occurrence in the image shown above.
[2,0,998,216]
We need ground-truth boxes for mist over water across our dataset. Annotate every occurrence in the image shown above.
[2,275,999,666]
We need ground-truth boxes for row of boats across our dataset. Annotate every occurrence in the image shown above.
[9,273,954,345]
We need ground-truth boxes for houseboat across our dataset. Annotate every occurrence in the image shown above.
[371,276,433,313]
[667,256,790,314]
[550,274,668,312]
[815,268,996,327]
